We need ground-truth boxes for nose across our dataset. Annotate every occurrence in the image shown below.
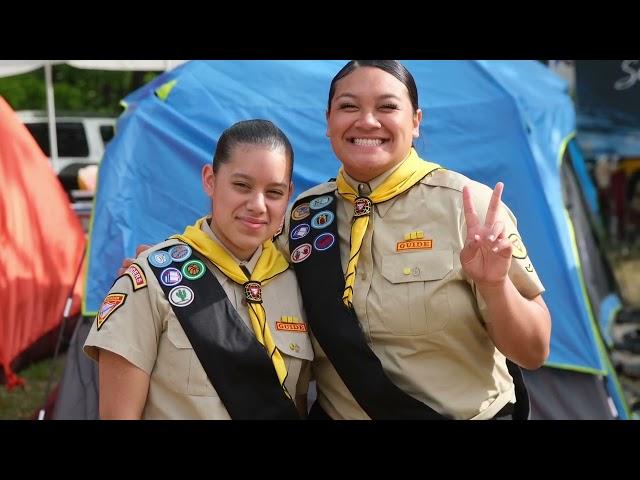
[247,192,267,213]
[355,110,381,129]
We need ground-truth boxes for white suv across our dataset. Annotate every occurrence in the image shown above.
[16,110,116,191]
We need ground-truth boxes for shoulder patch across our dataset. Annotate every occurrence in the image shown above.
[124,263,148,290]
[508,233,528,259]
[97,293,127,330]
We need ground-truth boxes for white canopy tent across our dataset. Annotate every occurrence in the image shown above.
[0,60,186,172]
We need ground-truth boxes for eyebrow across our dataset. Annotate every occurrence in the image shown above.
[230,172,289,189]
[334,93,402,102]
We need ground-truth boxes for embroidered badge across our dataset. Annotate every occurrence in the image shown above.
[508,233,528,259]
[291,243,312,263]
[124,263,147,290]
[276,316,308,332]
[168,244,192,262]
[290,223,311,240]
[525,263,534,273]
[148,250,172,268]
[404,230,424,240]
[182,259,206,280]
[244,281,263,303]
[396,239,433,252]
[168,285,194,307]
[310,210,335,229]
[97,293,127,330]
[353,197,372,217]
[310,195,333,210]
[291,203,311,221]
[160,267,183,286]
[314,232,335,251]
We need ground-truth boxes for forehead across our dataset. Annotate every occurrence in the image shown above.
[333,67,409,99]
[220,144,289,177]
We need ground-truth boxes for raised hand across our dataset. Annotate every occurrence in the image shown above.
[460,183,512,287]
[117,244,153,276]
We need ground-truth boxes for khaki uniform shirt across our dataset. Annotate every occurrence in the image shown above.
[85,220,313,419]
[279,165,544,420]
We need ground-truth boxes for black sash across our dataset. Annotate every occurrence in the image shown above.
[147,244,300,420]
[289,191,529,420]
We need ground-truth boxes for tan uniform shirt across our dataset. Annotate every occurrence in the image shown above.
[85,221,313,419]
[279,165,544,420]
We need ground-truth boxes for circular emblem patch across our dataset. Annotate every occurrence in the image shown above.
[160,267,182,287]
[148,250,172,268]
[290,223,311,240]
[182,259,206,280]
[291,243,312,263]
[314,232,335,251]
[310,195,333,210]
[291,203,311,221]
[168,285,194,307]
[310,210,335,229]
[508,233,528,259]
[168,244,192,262]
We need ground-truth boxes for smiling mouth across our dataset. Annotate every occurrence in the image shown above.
[350,138,387,147]
[238,217,268,230]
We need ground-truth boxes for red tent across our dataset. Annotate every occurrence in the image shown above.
[0,96,85,389]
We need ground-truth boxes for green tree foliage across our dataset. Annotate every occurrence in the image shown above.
[0,65,159,116]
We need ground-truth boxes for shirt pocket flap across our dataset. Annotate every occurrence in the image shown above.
[167,316,193,349]
[272,322,314,361]
[381,249,454,284]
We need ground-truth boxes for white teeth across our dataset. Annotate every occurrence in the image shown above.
[352,138,383,147]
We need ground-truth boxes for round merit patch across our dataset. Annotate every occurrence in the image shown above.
[290,223,311,240]
[314,232,335,251]
[508,233,528,259]
[311,210,335,229]
[148,250,172,268]
[291,203,310,221]
[160,267,183,286]
[168,285,194,307]
[168,244,192,262]
[182,259,206,280]
[291,243,312,263]
[310,195,333,210]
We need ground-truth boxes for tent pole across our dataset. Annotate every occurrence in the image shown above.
[44,62,59,174]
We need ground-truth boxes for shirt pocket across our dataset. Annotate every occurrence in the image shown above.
[163,316,218,397]
[379,249,453,336]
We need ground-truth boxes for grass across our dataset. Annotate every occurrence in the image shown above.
[0,354,67,420]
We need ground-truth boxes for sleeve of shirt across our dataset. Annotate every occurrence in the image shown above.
[83,259,162,375]
[274,203,292,257]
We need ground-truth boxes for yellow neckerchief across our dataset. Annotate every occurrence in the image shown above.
[173,217,292,398]
[336,148,440,307]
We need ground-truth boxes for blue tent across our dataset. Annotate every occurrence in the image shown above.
[83,60,629,418]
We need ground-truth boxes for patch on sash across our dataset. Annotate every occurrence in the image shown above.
[148,250,172,268]
[168,285,194,307]
[290,223,311,240]
[168,244,192,262]
[396,239,433,252]
[310,195,333,210]
[314,232,335,251]
[276,316,307,332]
[311,210,334,229]
[244,281,263,303]
[182,259,206,280]
[124,263,147,290]
[291,243,312,263]
[160,267,182,286]
[509,233,528,259]
[354,197,372,217]
[97,293,127,330]
[291,203,311,221]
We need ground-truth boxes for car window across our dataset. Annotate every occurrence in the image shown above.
[24,122,89,157]
[100,124,115,145]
